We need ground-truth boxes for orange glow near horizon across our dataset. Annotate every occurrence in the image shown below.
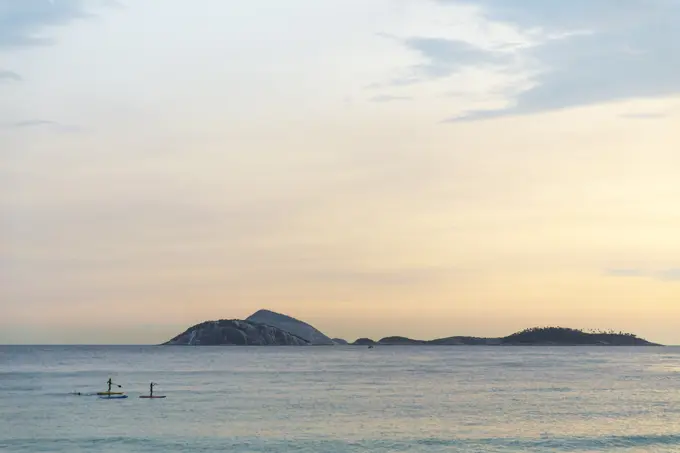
[3,1,680,345]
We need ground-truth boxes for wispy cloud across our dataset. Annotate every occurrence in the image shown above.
[370,0,680,122]
[11,120,58,128]
[619,112,667,120]
[656,268,680,281]
[305,266,456,287]
[370,95,412,103]
[0,0,89,49]
[0,0,121,53]
[1,119,82,133]
[605,268,646,277]
[367,4,544,117]
[605,267,680,282]
[0,70,22,82]
[396,37,512,85]
[436,0,680,121]
[0,0,119,93]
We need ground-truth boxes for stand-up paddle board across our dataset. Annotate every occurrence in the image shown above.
[139,395,166,399]
[97,391,124,395]
[99,395,128,399]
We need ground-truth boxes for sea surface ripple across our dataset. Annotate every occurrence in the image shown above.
[1,345,679,452]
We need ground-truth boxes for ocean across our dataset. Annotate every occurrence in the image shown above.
[1,345,679,452]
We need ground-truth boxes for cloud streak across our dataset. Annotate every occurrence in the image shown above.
[11,120,58,128]
[370,95,412,103]
[605,268,646,277]
[619,112,668,120]
[375,0,680,121]
[0,70,22,81]
[397,37,512,84]
[605,268,680,282]
[656,268,680,282]
[460,1,679,120]
[366,5,542,116]
[0,119,82,133]
[303,266,458,287]
[0,0,89,49]
[0,1,116,132]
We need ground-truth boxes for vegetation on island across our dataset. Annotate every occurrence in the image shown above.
[500,326,652,345]
[366,327,658,346]
[352,338,377,346]
[378,336,427,345]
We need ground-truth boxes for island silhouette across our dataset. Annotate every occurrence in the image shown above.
[163,310,661,346]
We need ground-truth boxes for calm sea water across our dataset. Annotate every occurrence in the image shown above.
[1,345,679,452]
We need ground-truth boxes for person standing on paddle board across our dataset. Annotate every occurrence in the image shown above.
[140,382,165,399]
[106,378,122,393]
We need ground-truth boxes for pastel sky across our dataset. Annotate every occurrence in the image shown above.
[2,0,680,345]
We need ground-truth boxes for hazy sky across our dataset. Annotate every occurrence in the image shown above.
[2,0,680,345]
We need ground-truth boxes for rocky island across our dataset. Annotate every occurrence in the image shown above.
[162,310,661,346]
[163,319,310,346]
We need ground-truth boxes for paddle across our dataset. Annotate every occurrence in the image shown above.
[100,378,124,394]
[139,382,166,398]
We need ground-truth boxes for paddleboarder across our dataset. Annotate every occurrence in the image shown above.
[140,382,165,399]
[106,378,122,393]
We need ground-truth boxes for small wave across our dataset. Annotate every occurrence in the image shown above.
[3,433,680,452]
[412,433,680,450]
[0,386,42,392]
[487,386,572,394]
[500,433,680,451]
[532,386,572,393]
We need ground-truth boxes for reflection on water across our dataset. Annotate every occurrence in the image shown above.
[1,345,679,452]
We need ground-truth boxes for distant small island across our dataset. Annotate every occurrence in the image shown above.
[360,327,659,346]
[162,310,661,346]
[500,327,658,346]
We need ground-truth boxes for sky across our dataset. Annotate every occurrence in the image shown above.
[2,0,680,345]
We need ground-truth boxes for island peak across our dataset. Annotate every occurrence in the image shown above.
[245,309,334,345]
[163,319,310,346]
